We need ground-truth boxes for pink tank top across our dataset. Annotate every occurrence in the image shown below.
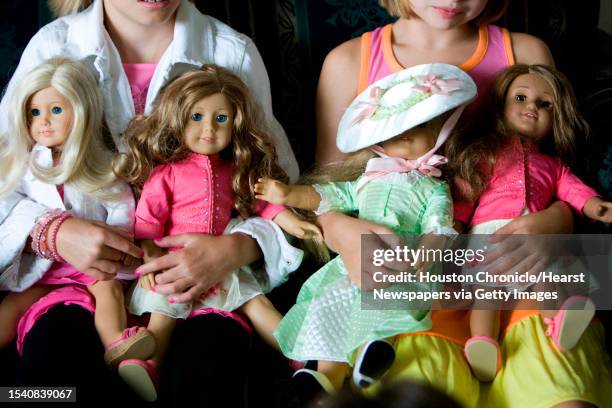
[358,24,515,113]
[123,63,157,114]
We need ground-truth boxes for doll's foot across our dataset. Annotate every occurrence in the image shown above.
[352,339,395,388]
[118,359,159,402]
[544,296,595,351]
[464,336,501,382]
[104,326,156,368]
[292,368,335,406]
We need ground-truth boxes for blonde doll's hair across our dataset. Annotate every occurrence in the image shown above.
[379,0,509,25]
[119,64,288,218]
[0,57,118,199]
[447,64,592,199]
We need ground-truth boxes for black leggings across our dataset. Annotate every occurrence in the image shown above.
[13,305,251,406]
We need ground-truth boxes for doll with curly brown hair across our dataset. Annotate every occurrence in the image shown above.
[115,64,318,401]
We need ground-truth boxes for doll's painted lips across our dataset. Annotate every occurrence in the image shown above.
[521,111,538,120]
[200,137,214,143]
[39,130,54,136]
[433,7,461,18]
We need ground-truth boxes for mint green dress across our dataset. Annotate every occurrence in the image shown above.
[274,171,456,363]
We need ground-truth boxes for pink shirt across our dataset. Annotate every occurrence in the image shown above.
[360,24,514,114]
[123,63,156,115]
[454,137,599,226]
[135,153,284,239]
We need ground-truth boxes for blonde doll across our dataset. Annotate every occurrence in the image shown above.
[117,64,317,402]
[0,58,152,367]
[255,63,476,401]
[450,64,610,382]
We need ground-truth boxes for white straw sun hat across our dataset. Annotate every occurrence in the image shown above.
[336,63,477,154]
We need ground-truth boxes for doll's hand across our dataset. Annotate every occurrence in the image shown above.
[134,233,260,303]
[254,178,290,205]
[292,220,324,241]
[55,218,143,281]
[138,273,157,291]
[480,202,572,280]
[583,197,612,223]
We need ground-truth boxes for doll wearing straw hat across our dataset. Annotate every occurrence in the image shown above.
[255,63,477,398]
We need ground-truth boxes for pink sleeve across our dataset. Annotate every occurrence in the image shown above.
[134,165,173,240]
[255,200,286,220]
[452,176,475,225]
[555,159,599,213]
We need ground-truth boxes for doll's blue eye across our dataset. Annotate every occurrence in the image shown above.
[514,94,526,102]
[31,109,40,117]
[216,114,228,123]
[51,106,63,114]
[191,113,202,121]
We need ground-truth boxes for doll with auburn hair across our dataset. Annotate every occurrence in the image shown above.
[449,64,610,382]
[0,58,152,367]
[116,64,317,401]
[255,63,476,402]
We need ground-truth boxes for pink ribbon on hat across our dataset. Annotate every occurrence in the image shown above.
[351,75,463,126]
[355,105,466,191]
[412,75,464,95]
[365,145,448,178]
[351,86,383,125]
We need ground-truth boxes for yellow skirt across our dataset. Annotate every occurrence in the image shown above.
[375,315,612,408]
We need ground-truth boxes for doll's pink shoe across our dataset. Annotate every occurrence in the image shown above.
[103,326,156,368]
[544,296,595,352]
[118,359,159,402]
[464,336,501,382]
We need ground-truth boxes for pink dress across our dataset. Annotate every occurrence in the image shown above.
[128,153,285,319]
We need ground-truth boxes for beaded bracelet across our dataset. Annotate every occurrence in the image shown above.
[30,210,61,258]
[30,209,72,261]
[47,211,72,262]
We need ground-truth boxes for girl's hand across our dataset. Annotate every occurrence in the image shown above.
[134,233,260,303]
[55,217,143,281]
[254,178,290,205]
[318,212,403,290]
[481,202,573,278]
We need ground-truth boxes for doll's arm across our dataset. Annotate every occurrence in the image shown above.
[583,197,612,223]
[272,209,323,240]
[254,178,321,211]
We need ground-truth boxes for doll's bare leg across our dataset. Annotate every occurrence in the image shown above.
[0,286,53,348]
[146,312,176,363]
[239,294,282,351]
[470,309,500,339]
[317,360,349,390]
[466,291,501,382]
[88,280,127,345]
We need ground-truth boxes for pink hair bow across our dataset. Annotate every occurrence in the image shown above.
[351,86,382,125]
[356,146,448,191]
[412,75,463,95]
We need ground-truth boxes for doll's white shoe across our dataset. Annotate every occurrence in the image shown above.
[352,339,396,388]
